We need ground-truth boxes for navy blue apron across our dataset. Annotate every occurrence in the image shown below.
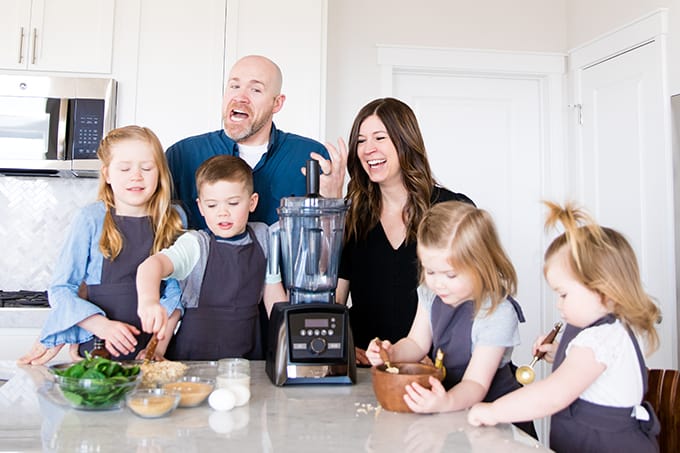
[431,296,536,437]
[550,315,660,453]
[79,214,154,360]
[166,227,265,360]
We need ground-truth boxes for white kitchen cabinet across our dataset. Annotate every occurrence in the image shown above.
[0,0,115,73]
[0,328,71,362]
[0,308,72,362]
[130,0,227,149]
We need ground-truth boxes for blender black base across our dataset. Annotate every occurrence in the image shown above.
[265,302,356,386]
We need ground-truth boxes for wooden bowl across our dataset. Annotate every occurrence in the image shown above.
[371,362,444,413]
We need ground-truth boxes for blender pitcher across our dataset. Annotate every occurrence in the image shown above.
[269,160,349,304]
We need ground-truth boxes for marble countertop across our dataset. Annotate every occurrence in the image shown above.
[0,360,551,452]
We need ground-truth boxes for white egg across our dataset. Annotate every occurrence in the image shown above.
[227,384,250,407]
[209,388,236,411]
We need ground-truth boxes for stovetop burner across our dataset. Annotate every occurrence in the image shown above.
[0,290,50,307]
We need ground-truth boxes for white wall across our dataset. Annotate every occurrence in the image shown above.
[225,0,327,142]
[566,0,669,46]
[325,0,567,144]
[325,0,680,144]
[566,0,680,96]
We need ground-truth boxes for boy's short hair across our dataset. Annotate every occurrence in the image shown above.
[195,155,254,196]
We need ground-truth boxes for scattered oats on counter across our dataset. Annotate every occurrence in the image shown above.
[354,401,381,417]
[140,360,188,387]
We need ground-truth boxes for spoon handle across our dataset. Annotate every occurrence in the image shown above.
[373,337,391,366]
[534,321,563,361]
[143,335,158,364]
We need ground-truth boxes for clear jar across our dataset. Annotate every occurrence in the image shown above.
[216,358,250,390]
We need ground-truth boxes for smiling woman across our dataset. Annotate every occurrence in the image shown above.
[334,97,474,363]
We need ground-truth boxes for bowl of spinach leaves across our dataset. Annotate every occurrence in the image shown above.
[49,354,142,410]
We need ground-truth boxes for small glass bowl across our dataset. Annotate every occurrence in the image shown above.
[126,388,180,418]
[163,376,215,408]
[50,362,142,411]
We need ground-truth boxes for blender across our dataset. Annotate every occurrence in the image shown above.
[265,161,356,385]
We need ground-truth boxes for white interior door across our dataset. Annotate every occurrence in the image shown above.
[577,39,676,368]
[393,72,546,365]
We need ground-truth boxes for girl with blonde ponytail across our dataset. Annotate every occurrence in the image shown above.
[469,201,660,453]
[19,126,184,365]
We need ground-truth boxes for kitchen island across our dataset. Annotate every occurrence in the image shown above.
[0,360,551,452]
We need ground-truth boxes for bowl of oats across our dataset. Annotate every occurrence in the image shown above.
[138,360,189,388]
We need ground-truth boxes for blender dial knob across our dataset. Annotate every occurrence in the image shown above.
[310,337,327,354]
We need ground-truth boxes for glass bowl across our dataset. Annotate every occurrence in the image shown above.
[163,376,215,407]
[126,388,180,418]
[136,360,189,388]
[50,362,142,410]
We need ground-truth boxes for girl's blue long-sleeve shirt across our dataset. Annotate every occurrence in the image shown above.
[40,201,183,348]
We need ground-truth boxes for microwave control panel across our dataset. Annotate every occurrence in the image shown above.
[68,99,105,160]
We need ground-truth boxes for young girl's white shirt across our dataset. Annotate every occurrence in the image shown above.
[565,319,643,406]
[417,285,520,367]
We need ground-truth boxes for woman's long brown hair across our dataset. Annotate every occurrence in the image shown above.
[345,98,435,244]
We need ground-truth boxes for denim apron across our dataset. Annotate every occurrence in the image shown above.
[550,315,660,453]
[431,296,536,437]
[79,215,154,360]
[166,227,265,360]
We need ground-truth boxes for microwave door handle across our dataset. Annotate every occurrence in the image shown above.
[57,99,69,161]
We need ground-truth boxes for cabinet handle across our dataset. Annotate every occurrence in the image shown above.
[31,28,37,65]
[18,27,25,64]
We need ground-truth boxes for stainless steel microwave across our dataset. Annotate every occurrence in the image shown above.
[0,75,117,177]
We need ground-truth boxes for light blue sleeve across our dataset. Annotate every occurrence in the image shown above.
[40,204,107,348]
[160,277,184,316]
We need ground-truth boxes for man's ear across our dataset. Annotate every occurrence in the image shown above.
[272,94,285,114]
[249,193,259,212]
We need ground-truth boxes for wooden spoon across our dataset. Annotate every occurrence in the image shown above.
[143,335,158,364]
[373,337,398,374]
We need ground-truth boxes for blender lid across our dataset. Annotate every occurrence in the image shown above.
[278,196,349,215]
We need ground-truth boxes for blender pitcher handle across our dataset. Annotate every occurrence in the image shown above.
[268,222,281,278]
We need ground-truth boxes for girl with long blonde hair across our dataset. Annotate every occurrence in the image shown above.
[19,126,184,364]
[334,98,474,365]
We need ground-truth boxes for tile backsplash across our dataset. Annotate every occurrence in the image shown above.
[0,176,98,290]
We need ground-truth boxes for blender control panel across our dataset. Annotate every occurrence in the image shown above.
[288,311,346,360]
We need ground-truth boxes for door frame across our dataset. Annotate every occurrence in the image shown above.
[569,8,670,196]
[569,8,677,368]
[377,44,567,341]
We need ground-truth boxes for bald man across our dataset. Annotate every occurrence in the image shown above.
[167,55,346,228]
